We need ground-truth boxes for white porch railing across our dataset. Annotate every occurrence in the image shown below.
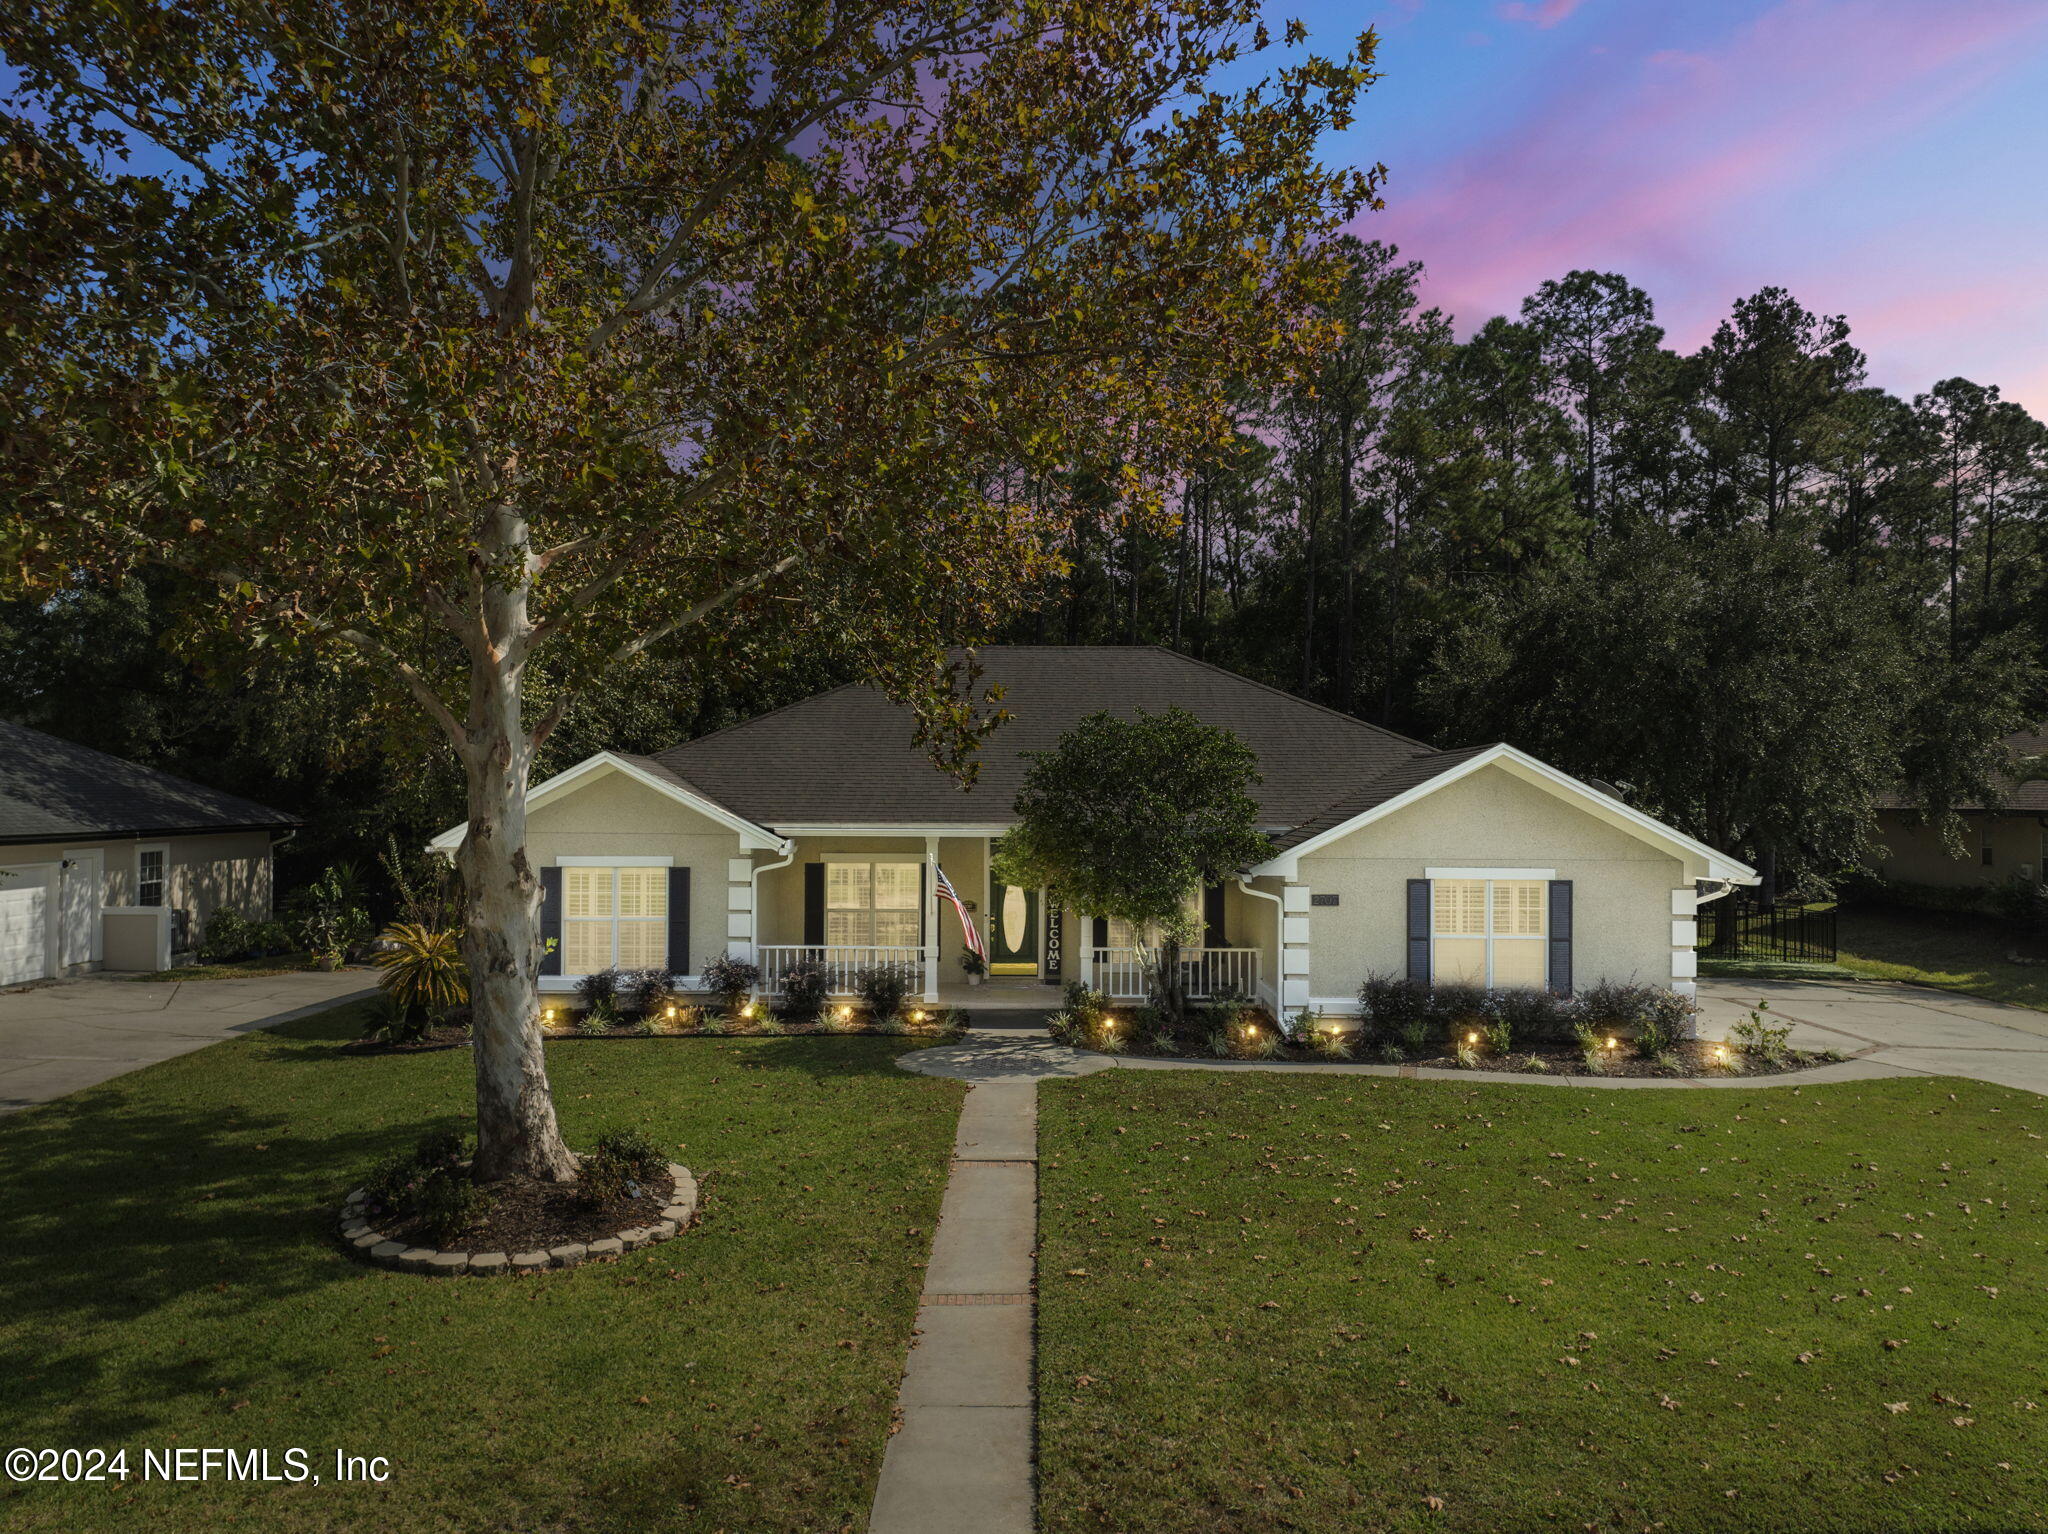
[755,944,926,995]
[1089,947,1261,1002]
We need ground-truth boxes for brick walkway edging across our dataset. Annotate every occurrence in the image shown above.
[337,1162,699,1277]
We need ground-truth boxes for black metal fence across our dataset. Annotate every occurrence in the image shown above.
[1695,891,1837,962]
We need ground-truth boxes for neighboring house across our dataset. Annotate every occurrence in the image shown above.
[0,722,299,981]
[429,647,1756,1014]
[1873,729,2048,890]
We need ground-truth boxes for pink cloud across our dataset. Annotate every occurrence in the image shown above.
[1359,0,2048,402]
[1498,0,1587,26]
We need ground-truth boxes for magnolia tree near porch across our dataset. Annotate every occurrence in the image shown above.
[4,3,1383,1182]
[993,707,1271,1022]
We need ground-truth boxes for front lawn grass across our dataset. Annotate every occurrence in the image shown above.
[0,1001,964,1532]
[1836,905,2048,1012]
[1038,1070,2048,1533]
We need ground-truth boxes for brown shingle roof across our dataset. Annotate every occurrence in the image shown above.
[1264,742,1504,852]
[0,720,299,845]
[1879,728,2048,814]
[651,646,1442,834]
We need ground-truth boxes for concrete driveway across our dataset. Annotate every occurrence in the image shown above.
[1696,976,2048,1096]
[0,970,375,1113]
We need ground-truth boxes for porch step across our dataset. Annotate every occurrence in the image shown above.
[964,1009,1055,1032]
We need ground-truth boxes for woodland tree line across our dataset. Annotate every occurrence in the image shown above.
[8,240,2044,906]
[1001,240,2047,899]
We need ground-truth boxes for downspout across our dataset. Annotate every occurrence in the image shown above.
[748,840,796,1001]
[1236,876,1284,1017]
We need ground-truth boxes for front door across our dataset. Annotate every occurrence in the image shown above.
[986,881,1040,976]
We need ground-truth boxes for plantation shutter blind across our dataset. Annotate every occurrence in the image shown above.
[1547,880,1573,996]
[539,867,562,976]
[1406,879,1431,985]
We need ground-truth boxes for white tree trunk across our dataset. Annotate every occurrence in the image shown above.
[456,507,578,1183]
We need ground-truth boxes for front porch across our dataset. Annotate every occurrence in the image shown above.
[730,833,1268,1008]
[749,940,1261,1006]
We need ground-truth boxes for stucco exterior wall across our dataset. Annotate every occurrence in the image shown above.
[1873,810,2044,889]
[164,831,277,928]
[0,830,275,974]
[524,768,743,976]
[756,835,997,971]
[1296,763,1686,1007]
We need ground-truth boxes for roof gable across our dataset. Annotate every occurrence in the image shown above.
[427,752,785,854]
[0,721,298,845]
[649,646,1436,830]
[1256,744,1758,883]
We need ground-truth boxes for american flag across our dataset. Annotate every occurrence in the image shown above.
[932,863,985,960]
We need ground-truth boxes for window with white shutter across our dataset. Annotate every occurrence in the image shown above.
[563,866,669,973]
[1432,878,1547,988]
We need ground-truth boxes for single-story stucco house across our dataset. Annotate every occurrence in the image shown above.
[0,721,299,981]
[1874,728,2048,890]
[430,647,1756,1014]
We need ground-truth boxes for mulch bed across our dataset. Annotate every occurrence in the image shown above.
[342,1024,472,1054]
[1098,1035,1844,1078]
[542,1019,965,1042]
[380,1172,671,1254]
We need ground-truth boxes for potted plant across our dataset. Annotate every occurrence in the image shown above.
[958,950,986,987]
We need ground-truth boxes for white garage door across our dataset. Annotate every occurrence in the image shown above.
[0,881,49,986]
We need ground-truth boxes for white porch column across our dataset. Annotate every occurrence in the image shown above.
[924,834,941,1003]
[1281,884,1312,1013]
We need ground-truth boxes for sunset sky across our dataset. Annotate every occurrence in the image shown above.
[1258,0,2048,412]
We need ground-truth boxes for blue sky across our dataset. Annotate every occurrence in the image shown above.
[1247,0,2048,411]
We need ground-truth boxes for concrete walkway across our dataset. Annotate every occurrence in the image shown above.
[871,1041,1101,1533]
[0,969,375,1112]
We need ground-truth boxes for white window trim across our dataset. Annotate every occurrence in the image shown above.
[824,858,924,950]
[1431,876,1548,990]
[560,865,671,976]
[135,843,169,908]
[1426,866,1555,881]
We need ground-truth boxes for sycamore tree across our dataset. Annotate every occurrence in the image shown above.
[993,707,1270,1022]
[2,2,1381,1180]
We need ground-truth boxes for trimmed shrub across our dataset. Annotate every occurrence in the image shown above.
[575,966,623,1012]
[1427,982,1494,1041]
[1579,979,1696,1056]
[579,1128,666,1206]
[1493,987,1574,1048]
[1355,973,1433,1048]
[623,967,678,1019]
[411,1168,489,1245]
[852,962,918,1022]
[198,909,255,964]
[699,952,760,1013]
[779,960,830,1024]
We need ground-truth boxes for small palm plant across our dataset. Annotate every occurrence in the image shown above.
[373,924,468,1026]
